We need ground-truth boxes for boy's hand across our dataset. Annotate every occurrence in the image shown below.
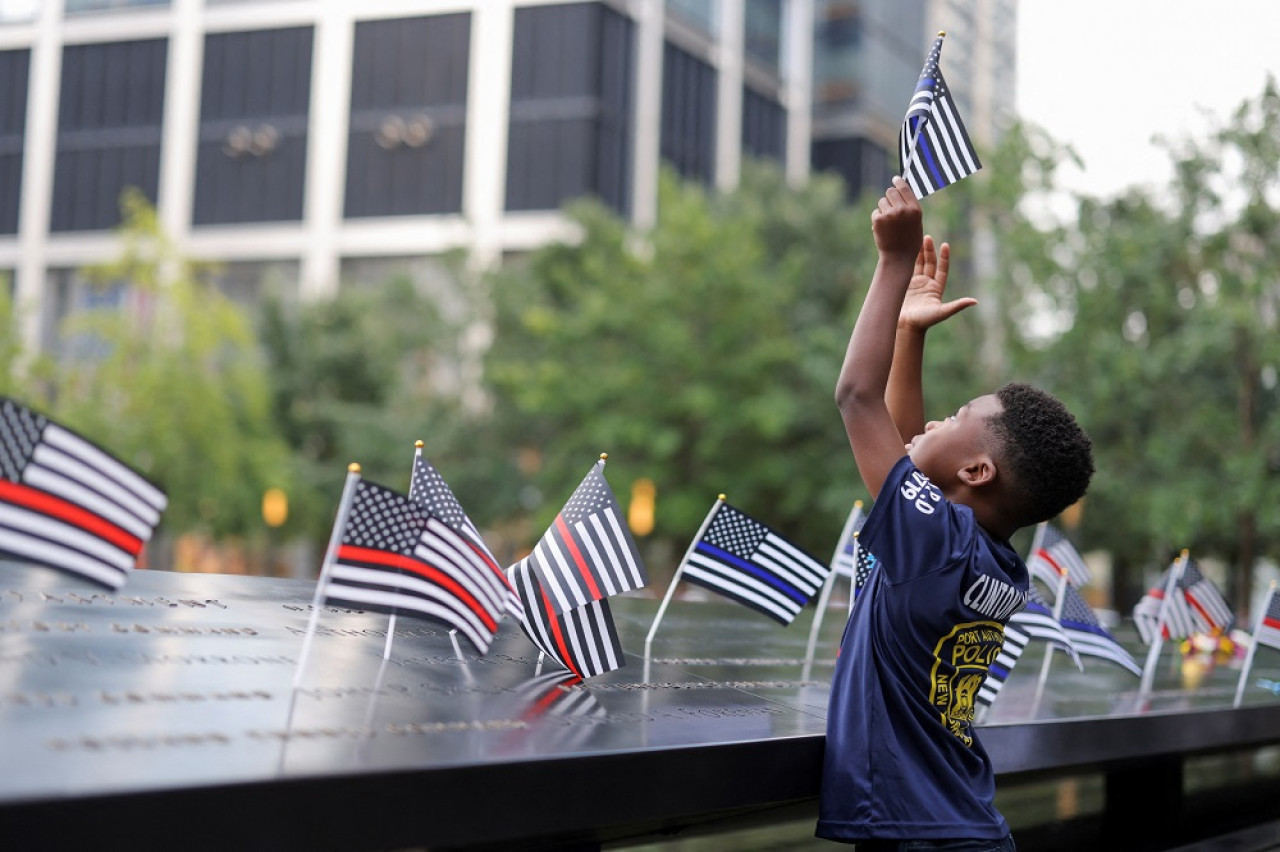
[900,235,977,331]
[871,177,923,260]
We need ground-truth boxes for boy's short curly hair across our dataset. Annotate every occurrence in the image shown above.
[988,383,1094,528]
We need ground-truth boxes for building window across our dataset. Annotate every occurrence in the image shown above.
[741,85,785,164]
[0,49,28,234]
[51,39,167,232]
[345,14,469,219]
[65,0,168,13]
[42,268,127,358]
[193,27,313,226]
[206,259,299,309]
[744,0,783,76]
[660,41,716,185]
[505,2,635,216]
[667,0,718,36]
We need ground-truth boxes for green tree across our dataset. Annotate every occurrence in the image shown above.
[487,163,890,558]
[259,259,507,545]
[1046,78,1280,611]
[48,190,293,539]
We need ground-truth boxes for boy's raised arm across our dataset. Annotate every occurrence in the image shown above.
[835,178,924,500]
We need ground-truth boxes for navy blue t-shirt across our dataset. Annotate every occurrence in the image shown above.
[816,456,1029,842]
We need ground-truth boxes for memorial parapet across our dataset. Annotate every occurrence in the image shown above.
[3,560,1280,851]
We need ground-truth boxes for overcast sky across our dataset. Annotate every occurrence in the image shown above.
[1015,2,1280,201]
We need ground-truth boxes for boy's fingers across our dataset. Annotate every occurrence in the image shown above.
[936,242,950,282]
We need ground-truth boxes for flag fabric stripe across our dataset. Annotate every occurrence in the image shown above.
[0,479,142,555]
[679,502,831,626]
[0,398,166,590]
[528,462,647,615]
[326,561,492,652]
[0,503,132,587]
[685,555,805,625]
[898,34,981,199]
[1028,525,1092,589]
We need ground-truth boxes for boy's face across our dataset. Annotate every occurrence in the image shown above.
[906,394,1002,488]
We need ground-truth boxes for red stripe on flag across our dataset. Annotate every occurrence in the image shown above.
[555,514,601,601]
[0,479,142,555]
[1265,616,1280,632]
[1037,550,1065,576]
[539,582,581,678]
[338,543,498,632]
[522,676,584,720]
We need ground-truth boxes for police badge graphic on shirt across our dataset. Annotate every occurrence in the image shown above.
[929,620,1004,747]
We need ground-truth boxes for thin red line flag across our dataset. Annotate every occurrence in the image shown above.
[0,397,167,590]
[520,459,647,615]
[324,478,508,654]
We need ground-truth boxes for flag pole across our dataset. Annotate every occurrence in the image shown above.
[1029,570,1070,718]
[292,463,362,691]
[643,495,725,661]
[1139,550,1187,699]
[1234,580,1276,708]
[803,501,863,680]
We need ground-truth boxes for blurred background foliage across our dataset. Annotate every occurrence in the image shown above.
[6,79,1280,612]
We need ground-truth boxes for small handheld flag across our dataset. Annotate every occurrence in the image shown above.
[0,397,167,590]
[1027,523,1092,591]
[899,32,982,198]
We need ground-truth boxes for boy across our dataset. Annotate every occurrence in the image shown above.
[816,178,1094,850]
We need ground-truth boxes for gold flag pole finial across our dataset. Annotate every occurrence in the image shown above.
[599,452,608,461]
[717,493,726,501]
[414,439,424,449]
[938,30,946,37]
[348,462,361,474]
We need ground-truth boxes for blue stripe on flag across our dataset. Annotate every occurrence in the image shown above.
[694,542,807,604]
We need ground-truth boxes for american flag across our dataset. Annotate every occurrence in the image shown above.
[1027,524,1092,590]
[323,479,508,654]
[1058,582,1141,677]
[1179,557,1233,633]
[978,586,1079,707]
[0,398,167,590]
[853,536,876,603]
[507,560,625,679]
[408,451,519,616]
[830,502,865,579]
[1133,557,1221,644]
[1254,588,1280,652]
[899,33,982,199]
[682,502,830,626]
[520,460,647,615]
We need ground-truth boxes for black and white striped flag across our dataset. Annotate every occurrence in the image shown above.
[899,32,982,198]
[0,398,167,590]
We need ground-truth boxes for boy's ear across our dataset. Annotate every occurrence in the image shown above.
[958,456,996,487]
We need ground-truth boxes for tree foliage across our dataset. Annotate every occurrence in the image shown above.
[486,164,888,556]
[43,189,292,538]
[1046,78,1280,609]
